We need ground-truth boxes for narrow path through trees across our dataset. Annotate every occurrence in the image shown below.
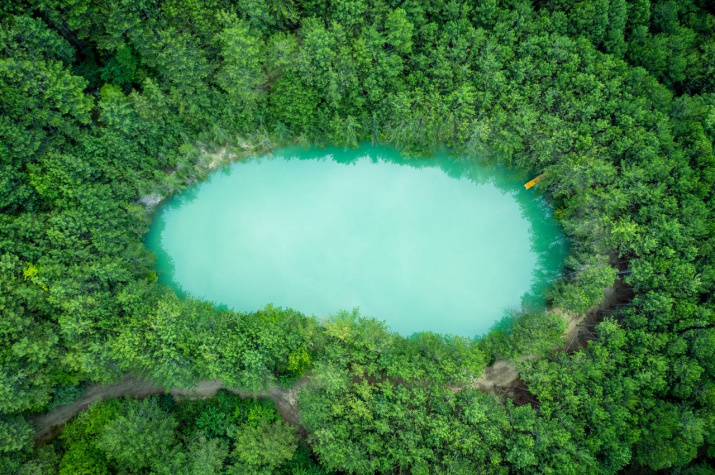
[33,377,310,442]
[33,281,631,442]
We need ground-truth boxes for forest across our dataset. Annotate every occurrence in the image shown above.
[1,0,714,473]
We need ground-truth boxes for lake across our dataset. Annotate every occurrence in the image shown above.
[145,145,567,337]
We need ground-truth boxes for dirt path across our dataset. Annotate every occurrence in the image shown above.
[33,279,632,441]
[33,377,310,442]
[33,377,162,441]
[469,360,522,397]
[462,278,631,400]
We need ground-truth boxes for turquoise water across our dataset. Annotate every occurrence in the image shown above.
[146,145,567,337]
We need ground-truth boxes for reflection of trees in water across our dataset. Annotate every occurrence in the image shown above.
[146,168,238,302]
[145,195,193,300]
[145,217,181,297]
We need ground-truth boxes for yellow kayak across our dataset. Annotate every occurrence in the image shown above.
[524,173,547,189]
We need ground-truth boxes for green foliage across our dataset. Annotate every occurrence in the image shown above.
[17,446,60,475]
[551,255,616,314]
[229,420,297,474]
[269,73,321,135]
[479,311,567,362]
[31,394,311,474]
[0,16,92,167]
[385,9,414,54]
[0,416,33,453]
[59,441,108,475]
[47,384,86,410]
[100,44,140,88]
[155,435,229,475]
[97,398,178,470]
[301,381,517,474]
[2,0,715,472]
[216,13,265,124]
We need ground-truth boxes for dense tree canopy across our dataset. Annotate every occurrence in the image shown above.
[29,392,317,474]
[1,0,714,473]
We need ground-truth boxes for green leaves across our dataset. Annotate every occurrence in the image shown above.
[551,255,616,314]
[47,393,308,474]
[216,15,265,120]
[385,9,414,54]
[97,398,178,470]
[268,73,321,135]
[229,420,297,474]
[634,403,705,470]
[0,42,92,165]
[479,311,567,362]
[0,416,33,453]
[2,0,715,472]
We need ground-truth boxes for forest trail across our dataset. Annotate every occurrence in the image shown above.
[469,360,521,394]
[34,280,630,441]
[33,377,161,442]
[33,377,310,443]
[461,278,630,400]
[562,275,633,352]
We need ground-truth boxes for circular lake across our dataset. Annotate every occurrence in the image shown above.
[146,145,567,337]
